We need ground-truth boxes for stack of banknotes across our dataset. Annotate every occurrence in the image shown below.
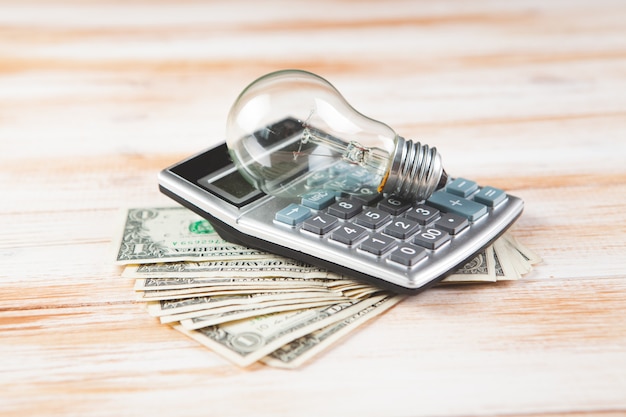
[114,207,540,368]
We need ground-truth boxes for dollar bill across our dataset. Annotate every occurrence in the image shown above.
[493,239,520,280]
[262,294,404,369]
[133,275,348,292]
[171,295,388,367]
[441,246,496,283]
[123,258,344,280]
[504,233,542,265]
[135,285,338,301]
[179,300,348,330]
[147,291,351,318]
[113,207,267,264]
[157,295,350,324]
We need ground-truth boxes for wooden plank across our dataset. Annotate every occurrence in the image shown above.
[1,0,625,416]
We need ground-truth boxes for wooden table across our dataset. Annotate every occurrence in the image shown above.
[2,1,625,416]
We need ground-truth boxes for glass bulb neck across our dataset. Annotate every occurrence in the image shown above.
[383,137,447,201]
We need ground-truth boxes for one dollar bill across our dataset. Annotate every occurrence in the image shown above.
[113,207,266,264]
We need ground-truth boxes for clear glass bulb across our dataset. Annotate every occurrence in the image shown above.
[226,69,447,201]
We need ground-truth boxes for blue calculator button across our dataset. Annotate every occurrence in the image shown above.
[275,204,311,226]
[301,190,336,210]
[306,171,331,187]
[474,186,507,207]
[427,191,487,221]
[446,178,478,197]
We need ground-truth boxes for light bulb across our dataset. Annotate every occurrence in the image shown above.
[226,69,447,202]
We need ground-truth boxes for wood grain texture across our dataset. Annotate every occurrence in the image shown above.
[1,0,625,416]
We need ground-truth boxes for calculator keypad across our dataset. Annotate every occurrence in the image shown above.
[274,174,509,271]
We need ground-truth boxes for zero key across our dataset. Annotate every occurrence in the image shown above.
[427,191,487,221]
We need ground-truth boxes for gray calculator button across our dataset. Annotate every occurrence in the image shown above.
[446,177,478,197]
[354,208,391,229]
[413,227,450,249]
[301,189,336,210]
[405,204,439,225]
[302,213,338,235]
[427,191,487,221]
[275,204,311,226]
[327,200,362,219]
[474,186,507,207]
[378,196,411,215]
[389,244,427,266]
[384,218,420,239]
[360,233,396,256]
[435,213,468,235]
[331,224,368,245]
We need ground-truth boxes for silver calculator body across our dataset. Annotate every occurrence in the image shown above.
[158,135,524,294]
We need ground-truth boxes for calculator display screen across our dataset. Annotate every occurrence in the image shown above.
[198,167,263,207]
[211,169,257,200]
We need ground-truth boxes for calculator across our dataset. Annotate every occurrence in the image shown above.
[159,131,523,294]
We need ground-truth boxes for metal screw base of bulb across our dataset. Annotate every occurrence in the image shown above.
[383,136,447,201]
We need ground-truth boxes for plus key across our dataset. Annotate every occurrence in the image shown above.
[426,191,487,221]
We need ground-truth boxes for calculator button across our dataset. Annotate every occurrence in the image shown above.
[306,171,331,187]
[473,186,507,207]
[302,213,338,235]
[329,162,351,176]
[446,178,478,197]
[413,227,450,249]
[405,204,440,225]
[384,218,420,239]
[427,191,487,221]
[378,196,412,215]
[354,208,391,229]
[347,167,373,183]
[331,224,368,245]
[389,244,427,266]
[275,204,311,226]
[301,190,336,210]
[350,187,382,206]
[360,233,397,256]
[435,213,468,235]
[327,200,362,219]
[324,175,362,194]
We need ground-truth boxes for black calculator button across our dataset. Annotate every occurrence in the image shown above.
[331,224,368,245]
[413,227,450,249]
[327,200,362,219]
[360,233,396,256]
[435,213,468,235]
[384,218,420,239]
[350,187,382,206]
[405,204,440,225]
[378,196,412,215]
[389,244,427,266]
[302,213,338,235]
[354,208,391,229]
